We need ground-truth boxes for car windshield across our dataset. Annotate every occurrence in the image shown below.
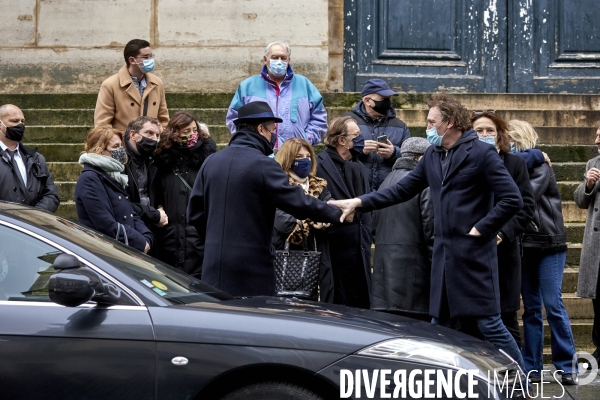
[0,205,233,304]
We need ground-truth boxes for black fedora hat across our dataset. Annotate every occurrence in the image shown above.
[233,101,284,126]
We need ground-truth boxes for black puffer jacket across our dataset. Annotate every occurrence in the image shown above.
[152,138,216,277]
[522,163,567,253]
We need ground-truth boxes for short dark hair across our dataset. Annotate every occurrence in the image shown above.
[124,39,150,65]
[428,92,471,133]
[124,116,160,139]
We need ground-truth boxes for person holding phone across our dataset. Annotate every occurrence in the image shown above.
[342,79,411,191]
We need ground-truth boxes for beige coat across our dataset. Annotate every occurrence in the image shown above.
[94,65,169,130]
[574,155,600,298]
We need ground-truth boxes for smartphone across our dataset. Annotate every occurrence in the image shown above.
[377,135,388,144]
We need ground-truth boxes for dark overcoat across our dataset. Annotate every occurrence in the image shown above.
[316,150,372,308]
[371,157,434,315]
[152,138,217,277]
[123,140,160,227]
[359,131,523,318]
[75,164,154,252]
[186,129,342,297]
[497,152,535,313]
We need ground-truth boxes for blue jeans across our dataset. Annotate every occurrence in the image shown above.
[432,314,525,370]
[521,251,577,375]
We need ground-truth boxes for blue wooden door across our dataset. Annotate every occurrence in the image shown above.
[344,0,600,93]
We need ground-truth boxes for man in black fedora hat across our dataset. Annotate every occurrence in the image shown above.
[187,101,342,297]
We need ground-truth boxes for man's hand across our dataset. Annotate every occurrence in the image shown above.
[144,242,150,254]
[468,226,482,236]
[585,167,600,190]
[377,140,395,159]
[542,152,552,167]
[363,140,378,155]
[156,206,169,227]
[328,198,362,223]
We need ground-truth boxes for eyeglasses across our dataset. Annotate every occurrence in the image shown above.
[472,109,495,115]
[136,54,155,60]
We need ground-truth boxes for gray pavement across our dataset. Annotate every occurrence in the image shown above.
[527,366,600,399]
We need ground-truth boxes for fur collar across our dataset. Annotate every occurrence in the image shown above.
[288,175,327,198]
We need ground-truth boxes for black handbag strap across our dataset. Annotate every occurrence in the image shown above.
[173,167,193,191]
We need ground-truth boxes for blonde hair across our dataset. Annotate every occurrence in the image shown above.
[507,120,538,151]
[83,126,123,154]
[275,138,317,178]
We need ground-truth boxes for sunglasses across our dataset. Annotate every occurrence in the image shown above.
[472,109,496,115]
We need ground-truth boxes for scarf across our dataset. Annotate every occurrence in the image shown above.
[79,153,129,189]
[324,146,366,198]
[286,174,331,245]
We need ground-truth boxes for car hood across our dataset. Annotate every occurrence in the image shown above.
[148,296,504,360]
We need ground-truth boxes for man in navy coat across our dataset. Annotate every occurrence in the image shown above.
[187,101,342,297]
[329,93,525,368]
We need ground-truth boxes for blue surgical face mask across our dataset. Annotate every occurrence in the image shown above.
[426,120,448,147]
[510,142,517,153]
[350,135,365,155]
[137,58,155,74]
[291,157,312,179]
[269,59,287,77]
[478,136,496,146]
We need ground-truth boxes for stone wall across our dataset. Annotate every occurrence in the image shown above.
[0,0,341,94]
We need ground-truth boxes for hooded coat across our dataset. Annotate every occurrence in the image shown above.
[342,102,411,191]
[187,128,342,297]
[152,138,217,277]
[359,130,523,318]
[370,157,434,315]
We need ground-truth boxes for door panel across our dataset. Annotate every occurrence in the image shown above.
[0,223,156,399]
[345,0,600,93]
[345,0,507,92]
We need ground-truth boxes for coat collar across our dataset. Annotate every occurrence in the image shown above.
[118,65,159,104]
[317,150,353,199]
[82,164,128,195]
[229,128,274,156]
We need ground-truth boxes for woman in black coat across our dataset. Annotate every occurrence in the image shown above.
[273,138,335,302]
[152,112,216,277]
[471,111,536,346]
[316,116,372,309]
[75,126,153,253]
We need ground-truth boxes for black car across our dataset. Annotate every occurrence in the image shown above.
[0,203,523,399]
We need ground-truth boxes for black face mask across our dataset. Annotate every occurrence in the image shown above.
[135,135,158,158]
[1,123,25,142]
[370,98,392,115]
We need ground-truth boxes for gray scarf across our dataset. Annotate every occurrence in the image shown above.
[79,153,129,189]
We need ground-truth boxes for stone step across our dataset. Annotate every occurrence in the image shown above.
[20,107,600,130]
[562,202,587,223]
[567,244,581,266]
[57,201,77,221]
[553,163,587,182]
[6,93,600,110]
[55,182,76,203]
[565,223,585,243]
[48,162,82,181]
[539,145,598,163]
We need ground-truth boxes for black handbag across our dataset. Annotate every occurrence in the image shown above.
[274,220,321,300]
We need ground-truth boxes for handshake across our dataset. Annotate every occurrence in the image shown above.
[327,198,363,223]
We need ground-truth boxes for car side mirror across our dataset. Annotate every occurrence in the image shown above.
[49,254,121,307]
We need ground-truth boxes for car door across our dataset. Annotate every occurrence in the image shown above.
[0,221,156,400]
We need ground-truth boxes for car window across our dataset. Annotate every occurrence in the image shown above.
[0,208,233,305]
[0,223,62,302]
